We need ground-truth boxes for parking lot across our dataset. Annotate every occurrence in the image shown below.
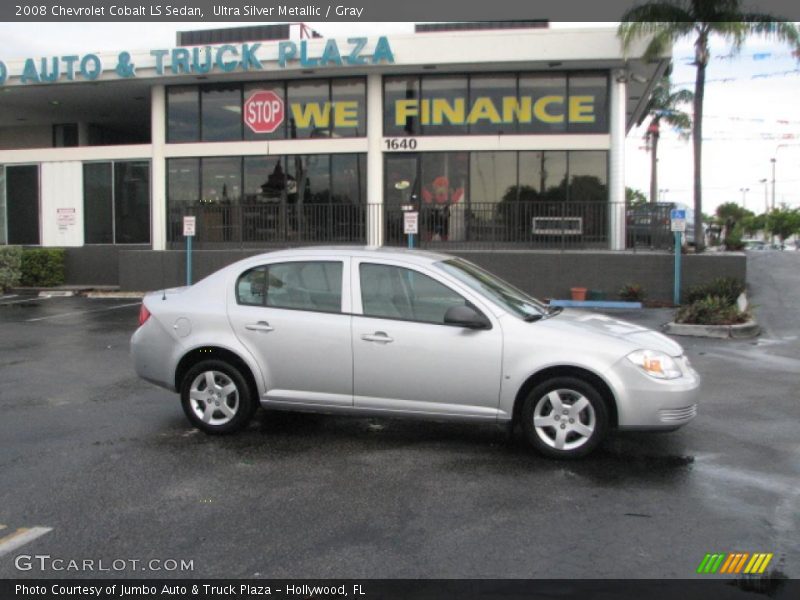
[0,251,798,579]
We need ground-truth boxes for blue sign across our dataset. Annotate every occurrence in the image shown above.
[670,209,686,221]
[0,37,395,86]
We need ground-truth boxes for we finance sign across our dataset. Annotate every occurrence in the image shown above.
[0,37,394,85]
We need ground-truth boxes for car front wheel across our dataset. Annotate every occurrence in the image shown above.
[521,376,608,459]
[180,360,255,434]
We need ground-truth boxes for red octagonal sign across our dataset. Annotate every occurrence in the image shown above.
[244,90,285,134]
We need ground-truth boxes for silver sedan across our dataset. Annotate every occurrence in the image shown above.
[131,247,699,458]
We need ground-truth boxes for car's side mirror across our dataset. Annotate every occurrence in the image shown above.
[444,305,491,330]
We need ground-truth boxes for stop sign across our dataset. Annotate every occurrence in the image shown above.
[244,90,285,134]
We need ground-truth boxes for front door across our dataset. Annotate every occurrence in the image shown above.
[351,259,503,419]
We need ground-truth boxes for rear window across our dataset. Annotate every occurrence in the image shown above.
[236,261,343,313]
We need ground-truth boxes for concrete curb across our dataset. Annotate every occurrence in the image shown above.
[83,291,145,299]
[663,319,760,339]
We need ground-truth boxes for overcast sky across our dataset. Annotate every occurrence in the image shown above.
[0,21,798,214]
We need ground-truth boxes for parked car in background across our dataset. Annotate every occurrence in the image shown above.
[743,239,767,251]
[131,247,700,459]
[627,202,696,249]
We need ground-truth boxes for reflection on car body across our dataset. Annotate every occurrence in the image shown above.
[131,247,700,458]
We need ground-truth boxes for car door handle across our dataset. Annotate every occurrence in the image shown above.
[361,331,393,344]
[245,321,274,332]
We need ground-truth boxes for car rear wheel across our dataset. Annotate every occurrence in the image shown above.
[521,376,608,459]
[180,360,255,434]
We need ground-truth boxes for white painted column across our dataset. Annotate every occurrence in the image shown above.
[366,73,384,247]
[150,85,167,251]
[609,70,627,250]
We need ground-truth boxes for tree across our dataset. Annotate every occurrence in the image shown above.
[619,3,800,252]
[766,207,800,242]
[626,187,648,207]
[716,202,751,240]
[640,74,692,203]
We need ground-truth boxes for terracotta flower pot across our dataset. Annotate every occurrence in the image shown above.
[570,287,588,301]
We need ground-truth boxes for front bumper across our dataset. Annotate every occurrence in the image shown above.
[609,355,701,430]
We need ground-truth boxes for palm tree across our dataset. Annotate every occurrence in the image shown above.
[619,2,800,251]
[640,74,692,203]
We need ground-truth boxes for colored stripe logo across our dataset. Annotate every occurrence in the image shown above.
[697,552,773,574]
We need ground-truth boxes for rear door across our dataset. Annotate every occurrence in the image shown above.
[351,258,503,419]
[227,258,353,406]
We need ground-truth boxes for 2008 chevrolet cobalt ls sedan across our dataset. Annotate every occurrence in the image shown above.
[131,247,699,458]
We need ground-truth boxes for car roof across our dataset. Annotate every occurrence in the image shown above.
[239,246,456,267]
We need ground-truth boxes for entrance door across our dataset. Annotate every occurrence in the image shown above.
[384,154,420,245]
[6,165,40,245]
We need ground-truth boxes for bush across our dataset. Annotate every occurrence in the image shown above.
[685,277,745,306]
[0,245,22,291]
[724,225,745,251]
[20,248,66,287]
[676,295,749,325]
[618,283,646,302]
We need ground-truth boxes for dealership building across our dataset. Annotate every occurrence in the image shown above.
[0,23,743,297]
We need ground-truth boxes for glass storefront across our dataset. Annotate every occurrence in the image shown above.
[383,72,608,137]
[83,161,150,244]
[384,151,608,247]
[167,78,367,143]
[167,154,366,245]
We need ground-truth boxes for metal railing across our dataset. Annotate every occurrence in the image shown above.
[385,201,613,250]
[168,203,367,248]
[167,201,673,251]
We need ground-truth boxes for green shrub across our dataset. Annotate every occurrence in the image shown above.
[20,248,66,287]
[676,295,749,325]
[0,245,23,291]
[618,282,646,302]
[685,277,745,306]
[724,225,745,251]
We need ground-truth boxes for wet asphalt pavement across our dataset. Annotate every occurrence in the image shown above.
[0,251,798,579]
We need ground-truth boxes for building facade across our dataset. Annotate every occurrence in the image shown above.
[1,23,717,295]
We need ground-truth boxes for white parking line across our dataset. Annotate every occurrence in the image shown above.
[0,296,52,307]
[0,527,52,557]
[25,302,141,322]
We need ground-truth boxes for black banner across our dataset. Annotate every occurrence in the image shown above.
[3,0,800,22]
[3,579,800,600]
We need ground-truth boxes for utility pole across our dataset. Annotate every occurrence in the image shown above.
[770,157,776,212]
[739,187,749,210]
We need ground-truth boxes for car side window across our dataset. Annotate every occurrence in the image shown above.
[236,261,343,313]
[360,263,468,324]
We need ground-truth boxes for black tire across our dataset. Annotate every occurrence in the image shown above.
[180,359,256,434]
[521,376,609,459]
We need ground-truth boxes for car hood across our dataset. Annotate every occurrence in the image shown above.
[543,309,684,357]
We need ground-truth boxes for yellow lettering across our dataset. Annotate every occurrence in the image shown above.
[334,101,358,128]
[432,98,465,125]
[533,96,564,124]
[290,102,331,128]
[502,96,532,123]
[467,97,502,124]
[395,99,418,126]
[568,96,595,123]
[421,99,430,125]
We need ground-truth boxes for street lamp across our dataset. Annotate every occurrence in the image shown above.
[759,178,768,214]
[770,157,776,211]
[658,188,669,203]
[739,187,749,210]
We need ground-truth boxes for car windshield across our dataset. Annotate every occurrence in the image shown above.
[437,258,549,320]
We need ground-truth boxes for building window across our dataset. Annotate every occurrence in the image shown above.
[83,161,150,244]
[167,86,200,143]
[382,72,609,137]
[201,83,243,142]
[5,165,40,245]
[167,78,366,143]
[53,123,79,147]
[384,150,607,247]
[167,154,366,246]
[0,167,6,245]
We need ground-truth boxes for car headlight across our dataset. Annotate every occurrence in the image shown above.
[626,349,683,380]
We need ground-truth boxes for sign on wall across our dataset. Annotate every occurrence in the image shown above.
[56,207,75,232]
[244,90,285,134]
